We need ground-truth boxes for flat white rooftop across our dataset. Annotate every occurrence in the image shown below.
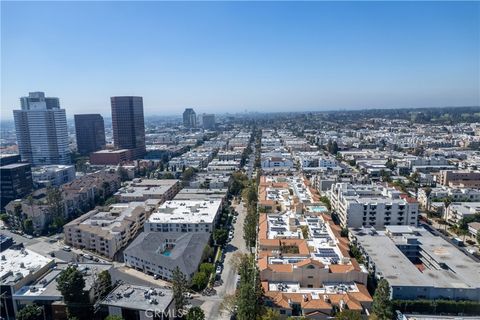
[147,200,222,224]
[268,281,360,295]
[0,248,52,285]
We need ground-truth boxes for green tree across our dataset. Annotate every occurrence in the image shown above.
[213,228,228,246]
[186,306,205,320]
[260,308,281,320]
[243,209,257,250]
[172,267,188,313]
[163,172,175,179]
[219,294,237,314]
[236,254,264,320]
[199,263,215,276]
[319,196,331,211]
[243,183,258,205]
[202,244,214,263]
[23,218,34,235]
[13,202,24,229]
[95,270,112,300]
[331,141,339,155]
[191,271,208,291]
[56,266,90,320]
[181,167,196,184]
[335,309,361,320]
[117,166,129,182]
[385,159,396,171]
[46,187,64,231]
[372,279,393,320]
[0,213,9,223]
[16,304,43,320]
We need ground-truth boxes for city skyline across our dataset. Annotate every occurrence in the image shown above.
[2,1,479,120]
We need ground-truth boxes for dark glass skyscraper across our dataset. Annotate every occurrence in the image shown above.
[74,114,106,155]
[0,155,33,209]
[183,108,197,128]
[111,96,146,159]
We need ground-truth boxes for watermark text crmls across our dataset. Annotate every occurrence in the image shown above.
[145,308,188,319]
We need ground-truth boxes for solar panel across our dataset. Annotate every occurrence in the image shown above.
[316,248,339,258]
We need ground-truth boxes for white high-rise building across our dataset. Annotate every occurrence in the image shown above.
[13,92,70,165]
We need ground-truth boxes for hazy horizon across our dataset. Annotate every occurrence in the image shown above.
[2,1,479,120]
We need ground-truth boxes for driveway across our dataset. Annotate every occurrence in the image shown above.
[199,200,249,320]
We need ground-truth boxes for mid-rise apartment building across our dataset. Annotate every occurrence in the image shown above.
[124,232,210,281]
[31,164,76,187]
[64,202,153,259]
[329,183,418,228]
[439,170,480,188]
[114,178,181,203]
[145,200,222,233]
[444,202,480,224]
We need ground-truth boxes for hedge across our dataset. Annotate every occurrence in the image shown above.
[392,299,480,315]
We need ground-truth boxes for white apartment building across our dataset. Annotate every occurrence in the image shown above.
[418,187,480,209]
[64,202,153,259]
[206,159,240,172]
[444,202,480,224]
[261,155,294,171]
[145,200,222,233]
[32,164,76,187]
[296,152,338,171]
[114,178,181,203]
[330,183,418,228]
[13,92,70,165]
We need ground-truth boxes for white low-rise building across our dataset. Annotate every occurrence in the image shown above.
[32,164,76,187]
[351,226,480,301]
[145,200,222,233]
[445,202,480,224]
[114,179,181,203]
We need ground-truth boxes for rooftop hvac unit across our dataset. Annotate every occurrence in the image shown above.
[123,287,134,297]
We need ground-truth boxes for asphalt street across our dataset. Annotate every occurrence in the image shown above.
[199,200,249,320]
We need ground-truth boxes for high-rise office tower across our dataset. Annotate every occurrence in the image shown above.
[74,114,106,155]
[13,92,70,165]
[183,108,197,128]
[202,113,216,130]
[0,155,33,208]
[111,96,146,159]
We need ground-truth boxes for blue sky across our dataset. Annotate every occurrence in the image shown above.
[1,1,479,119]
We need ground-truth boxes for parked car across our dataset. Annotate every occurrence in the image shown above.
[452,237,464,247]
[216,265,222,275]
[83,254,93,260]
[62,246,71,252]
